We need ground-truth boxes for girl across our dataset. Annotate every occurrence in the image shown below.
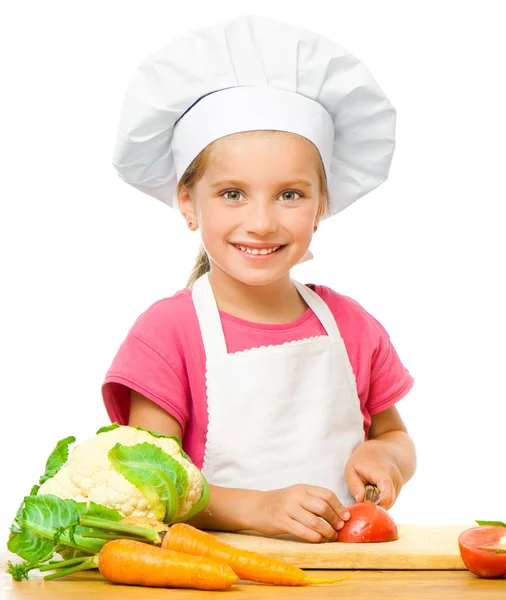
[102,14,416,543]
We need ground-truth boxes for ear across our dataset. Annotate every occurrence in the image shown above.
[177,185,198,229]
[314,195,328,231]
[313,214,321,233]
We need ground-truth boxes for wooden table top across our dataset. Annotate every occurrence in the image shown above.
[1,554,504,599]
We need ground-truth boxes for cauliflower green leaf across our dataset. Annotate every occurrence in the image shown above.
[108,442,188,523]
[96,423,121,434]
[39,436,76,484]
[7,495,107,563]
[23,436,76,500]
[77,501,124,524]
[175,475,211,522]
[129,425,193,462]
[8,501,26,541]
[97,423,193,462]
[6,496,124,581]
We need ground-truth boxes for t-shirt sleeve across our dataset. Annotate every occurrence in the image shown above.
[101,301,190,432]
[366,318,414,415]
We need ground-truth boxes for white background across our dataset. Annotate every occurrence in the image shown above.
[1,1,505,543]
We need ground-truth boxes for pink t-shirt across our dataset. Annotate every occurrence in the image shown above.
[102,284,414,469]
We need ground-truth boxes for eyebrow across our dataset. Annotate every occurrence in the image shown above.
[208,179,313,189]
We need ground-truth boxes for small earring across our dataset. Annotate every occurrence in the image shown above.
[313,225,318,233]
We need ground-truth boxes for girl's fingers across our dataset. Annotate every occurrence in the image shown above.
[286,518,327,544]
[383,469,402,509]
[305,486,351,525]
[347,463,401,508]
[376,479,393,509]
[300,493,341,530]
[288,508,338,542]
[375,464,403,509]
[344,466,366,503]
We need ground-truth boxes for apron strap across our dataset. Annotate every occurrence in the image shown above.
[191,273,228,359]
[292,280,342,342]
[192,274,343,360]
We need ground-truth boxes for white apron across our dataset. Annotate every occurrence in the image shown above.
[192,273,365,506]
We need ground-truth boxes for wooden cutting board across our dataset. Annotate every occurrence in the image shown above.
[211,525,471,570]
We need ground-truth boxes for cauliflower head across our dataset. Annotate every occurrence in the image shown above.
[37,425,207,522]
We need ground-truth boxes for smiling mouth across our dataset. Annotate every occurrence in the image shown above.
[232,244,285,255]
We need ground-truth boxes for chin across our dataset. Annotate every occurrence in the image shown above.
[228,262,300,287]
[230,271,278,287]
[240,274,282,287]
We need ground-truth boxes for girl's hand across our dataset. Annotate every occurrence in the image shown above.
[344,440,404,509]
[250,484,351,543]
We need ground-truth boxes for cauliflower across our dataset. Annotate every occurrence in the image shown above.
[37,424,208,523]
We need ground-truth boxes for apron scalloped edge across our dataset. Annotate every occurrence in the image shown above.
[216,335,330,357]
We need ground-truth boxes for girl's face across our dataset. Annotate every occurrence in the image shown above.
[182,131,324,287]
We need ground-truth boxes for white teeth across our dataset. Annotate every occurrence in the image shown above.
[236,245,280,255]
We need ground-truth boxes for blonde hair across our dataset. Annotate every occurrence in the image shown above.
[177,132,331,288]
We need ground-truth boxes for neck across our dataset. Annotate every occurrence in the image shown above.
[207,265,308,324]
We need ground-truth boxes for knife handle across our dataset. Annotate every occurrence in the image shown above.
[364,483,381,504]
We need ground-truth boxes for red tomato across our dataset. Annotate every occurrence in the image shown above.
[458,526,506,579]
[338,503,398,543]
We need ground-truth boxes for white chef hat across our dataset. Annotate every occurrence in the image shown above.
[112,14,396,219]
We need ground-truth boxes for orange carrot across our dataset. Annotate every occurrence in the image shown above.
[162,523,354,586]
[98,538,238,590]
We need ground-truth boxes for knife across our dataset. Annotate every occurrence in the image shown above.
[363,483,382,505]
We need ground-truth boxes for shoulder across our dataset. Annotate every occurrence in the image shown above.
[308,283,391,340]
[129,288,196,341]
[308,284,414,416]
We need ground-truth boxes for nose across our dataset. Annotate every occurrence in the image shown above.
[243,198,277,236]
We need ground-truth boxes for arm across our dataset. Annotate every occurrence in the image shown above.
[128,390,259,531]
[368,405,416,484]
[128,391,351,541]
[345,405,416,507]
